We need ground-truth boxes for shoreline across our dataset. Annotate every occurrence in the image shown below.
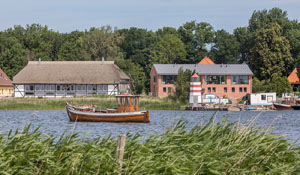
[0,96,186,110]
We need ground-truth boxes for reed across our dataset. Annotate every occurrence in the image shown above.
[0,116,299,174]
[0,96,185,110]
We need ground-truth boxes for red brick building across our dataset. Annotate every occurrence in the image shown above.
[150,58,253,100]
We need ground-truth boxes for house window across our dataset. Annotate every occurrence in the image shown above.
[45,85,55,91]
[232,87,235,93]
[97,85,108,94]
[153,76,157,83]
[239,87,242,92]
[224,87,227,93]
[57,85,64,91]
[163,87,166,93]
[34,85,45,96]
[244,87,247,92]
[168,87,172,93]
[231,76,249,85]
[66,85,75,96]
[212,87,216,92]
[208,87,211,93]
[76,85,87,95]
[45,85,55,96]
[261,95,266,100]
[25,85,34,95]
[205,75,226,84]
[162,75,177,84]
[87,85,97,95]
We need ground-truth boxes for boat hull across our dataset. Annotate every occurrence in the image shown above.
[66,106,150,123]
[273,103,293,110]
[291,105,300,110]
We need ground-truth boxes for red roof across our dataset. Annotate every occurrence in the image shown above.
[0,68,13,86]
[288,68,300,84]
[192,73,199,78]
[198,57,215,64]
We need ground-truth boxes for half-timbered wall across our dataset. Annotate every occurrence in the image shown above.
[14,84,124,97]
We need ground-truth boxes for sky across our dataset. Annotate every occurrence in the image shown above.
[0,0,299,33]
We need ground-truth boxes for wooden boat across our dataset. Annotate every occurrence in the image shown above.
[273,103,293,110]
[66,95,150,123]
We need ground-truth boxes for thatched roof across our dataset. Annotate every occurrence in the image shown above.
[13,61,130,84]
[0,68,13,86]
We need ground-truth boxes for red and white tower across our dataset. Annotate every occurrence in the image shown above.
[189,73,202,104]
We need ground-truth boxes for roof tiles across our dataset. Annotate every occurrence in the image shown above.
[288,68,300,84]
[0,68,13,86]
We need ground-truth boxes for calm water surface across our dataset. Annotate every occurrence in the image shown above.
[0,110,299,141]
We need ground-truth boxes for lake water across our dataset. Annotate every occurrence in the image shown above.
[0,110,299,141]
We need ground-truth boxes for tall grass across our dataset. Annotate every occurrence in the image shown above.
[0,116,299,174]
[0,95,185,110]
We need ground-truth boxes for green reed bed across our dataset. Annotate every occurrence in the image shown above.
[0,96,184,110]
[0,116,299,175]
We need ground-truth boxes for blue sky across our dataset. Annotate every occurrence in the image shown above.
[0,0,299,33]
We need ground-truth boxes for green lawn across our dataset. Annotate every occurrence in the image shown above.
[0,95,186,110]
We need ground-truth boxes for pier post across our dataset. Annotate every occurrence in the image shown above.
[116,134,126,174]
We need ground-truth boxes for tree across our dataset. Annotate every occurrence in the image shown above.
[175,68,192,102]
[57,31,84,61]
[210,29,240,64]
[234,27,250,64]
[178,21,214,63]
[0,35,26,78]
[248,8,292,34]
[287,28,300,75]
[5,24,63,61]
[115,59,146,94]
[117,27,156,67]
[81,26,123,61]
[149,34,187,65]
[249,23,293,80]
[252,77,267,93]
[268,75,292,96]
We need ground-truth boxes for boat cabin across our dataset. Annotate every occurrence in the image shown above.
[116,95,140,112]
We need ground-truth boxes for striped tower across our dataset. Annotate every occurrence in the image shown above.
[189,73,201,104]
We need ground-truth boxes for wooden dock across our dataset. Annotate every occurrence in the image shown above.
[185,106,229,111]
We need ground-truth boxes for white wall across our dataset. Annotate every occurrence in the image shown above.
[14,85,25,97]
[250,93,276,105]
[108,84,118,95]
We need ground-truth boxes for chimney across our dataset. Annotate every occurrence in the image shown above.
[38,58,41,64]
[102,57,105,63]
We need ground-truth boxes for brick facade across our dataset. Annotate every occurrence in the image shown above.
[150,67,252,100]
[150,67,176,98]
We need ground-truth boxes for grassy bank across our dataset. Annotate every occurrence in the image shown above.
[0,95,186,110]
[0,117,299,174]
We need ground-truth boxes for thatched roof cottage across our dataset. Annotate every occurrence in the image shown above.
[13,61,130,97]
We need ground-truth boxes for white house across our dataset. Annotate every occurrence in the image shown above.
[248,93,276,106]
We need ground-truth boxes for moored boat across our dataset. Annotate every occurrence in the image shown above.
[244,106,256,111]
[66,95,150,123]
[291,105,300,110]
[273,103,293,110]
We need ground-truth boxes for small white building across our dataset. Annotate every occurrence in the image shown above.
[248,92,276,106]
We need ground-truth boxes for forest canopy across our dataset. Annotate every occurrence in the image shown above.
[1,8,300,94]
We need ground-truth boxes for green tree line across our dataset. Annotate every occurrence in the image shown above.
[1,8,300,94]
